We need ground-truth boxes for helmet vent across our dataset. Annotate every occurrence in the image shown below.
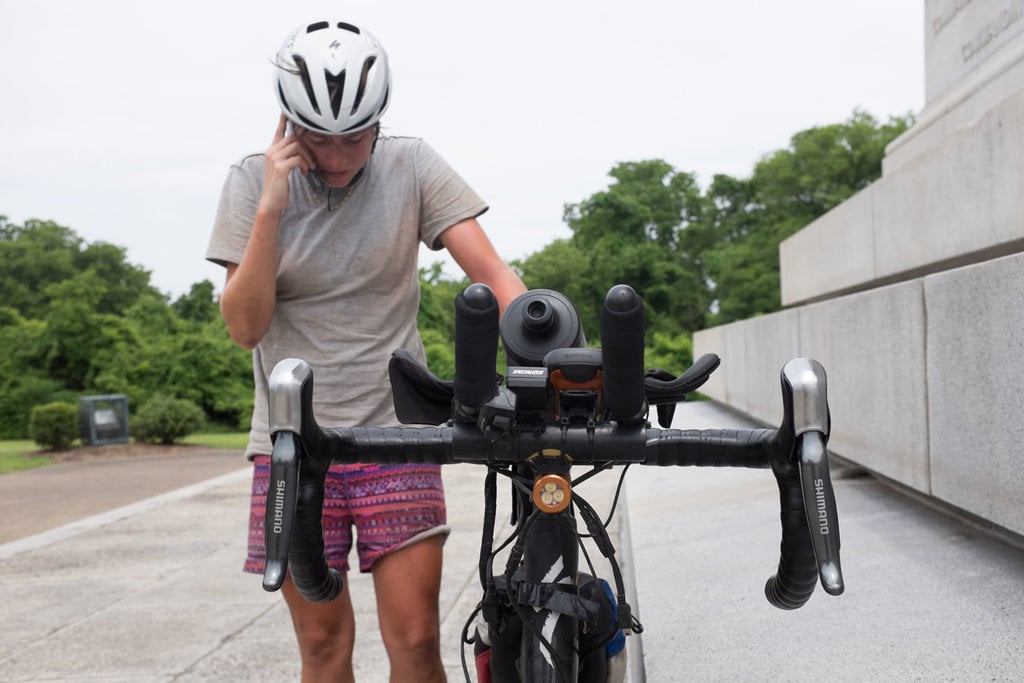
[351,56,376,114]
[292,56,321,115]
[277,82,293,115]
[306,21,330,33]
[346,114,373,132]
[296,111,327,132]
[325,70,347,118]
[337,22,360,34]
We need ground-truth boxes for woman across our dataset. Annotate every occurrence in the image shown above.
[206,19,525,682]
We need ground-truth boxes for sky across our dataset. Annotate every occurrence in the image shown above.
[0,1,925,300]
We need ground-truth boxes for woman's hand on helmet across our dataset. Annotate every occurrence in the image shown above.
[260,115,316,214]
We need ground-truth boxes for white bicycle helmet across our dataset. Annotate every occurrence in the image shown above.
[274,20,391,134]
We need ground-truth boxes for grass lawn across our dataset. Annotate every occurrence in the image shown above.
[181,432,249,449]
[0,440,53,475]
[0,432,247,476]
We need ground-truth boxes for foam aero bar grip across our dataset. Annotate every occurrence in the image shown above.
[453,283,500,408]
[600,284,646,422]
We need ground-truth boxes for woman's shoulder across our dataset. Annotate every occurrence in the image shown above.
[375,135,448,173]
[377,135,429,155]
[217,153,266,197]
[232,152,266,172]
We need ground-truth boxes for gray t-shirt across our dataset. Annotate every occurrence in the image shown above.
[206,136,487,458]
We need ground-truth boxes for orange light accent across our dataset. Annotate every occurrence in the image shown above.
[533,474,572,513]
[548,369,603,392]
[548,369,603,420]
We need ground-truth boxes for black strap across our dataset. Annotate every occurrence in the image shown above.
[514,581,604,623]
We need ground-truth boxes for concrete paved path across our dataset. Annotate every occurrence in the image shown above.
[0,447,621,681]
[1,402,1022,681]
[0,449,242,543]
[626,401,1024,681]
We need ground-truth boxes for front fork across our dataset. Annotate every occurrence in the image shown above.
[516,464,580,682]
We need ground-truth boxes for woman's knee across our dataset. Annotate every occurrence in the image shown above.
[293,616,354,655]
[282,577,355,668]
[386,619,441,655]
[382,622,443,680]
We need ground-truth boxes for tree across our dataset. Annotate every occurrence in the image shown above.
[172,280,220,324]
[417,263,467,377]
[0,217,79,318]
[0,217,160,319]
[40,271,110,391]
[516,239,595,335]
[76,240,161,314]
[0,219,254,436]
[0,309,71,439]
[136,321,254,429]
[555,160,713,342]
[703,110,913,324]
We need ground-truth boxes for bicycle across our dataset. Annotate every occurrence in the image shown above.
[261,283,845,682]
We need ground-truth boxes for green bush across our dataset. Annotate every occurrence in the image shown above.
[644,331,694,375]
[131,395,204,444]
[29,401,79,450]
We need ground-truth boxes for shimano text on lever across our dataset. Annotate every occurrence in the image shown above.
[782,358,844,597]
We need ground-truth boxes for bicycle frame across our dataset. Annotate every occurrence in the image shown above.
[514,468,582,682]
[261,284,845,683]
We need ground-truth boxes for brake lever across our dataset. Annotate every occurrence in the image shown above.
[781,358,844,596]
[263,358,343,602]
[796,431,844,595]
[262,358,316,592]
[263,430,299,592]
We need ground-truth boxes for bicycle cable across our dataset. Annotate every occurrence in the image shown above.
[575,463,632,537]
[574,492,643,634]
[458,602,483,683]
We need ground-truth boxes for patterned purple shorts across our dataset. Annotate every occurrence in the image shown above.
[244,456,449,574]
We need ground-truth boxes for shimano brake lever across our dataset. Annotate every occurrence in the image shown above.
[781,358,844,596]
[797,431,844,595]
[263,431,299,592]
[262,358,314,593]
[263,358,343,602]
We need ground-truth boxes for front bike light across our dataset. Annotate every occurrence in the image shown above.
[533,474,572,513]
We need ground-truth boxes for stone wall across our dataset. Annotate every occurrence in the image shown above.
[693,0,1024,537]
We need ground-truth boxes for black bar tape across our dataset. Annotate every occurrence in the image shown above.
[764,466,819,610]
[288,469,343,603]
[320,427,453,464]
[643,428,776,468]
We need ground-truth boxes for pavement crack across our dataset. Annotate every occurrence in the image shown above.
[171,601,280,680]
